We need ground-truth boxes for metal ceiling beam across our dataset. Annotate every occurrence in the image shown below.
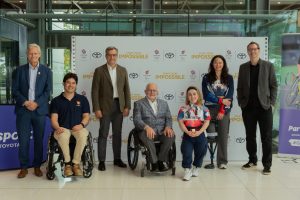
[4,12,290,20]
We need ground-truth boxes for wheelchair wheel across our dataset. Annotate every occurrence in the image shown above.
[46,134,57,180]
[46,171,55,180]
[141,162,145,177]
[171,167,176,176]
[82,133,94,178]
[167,142,176,169]
[127,129,139,170]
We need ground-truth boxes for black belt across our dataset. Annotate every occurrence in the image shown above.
[114,98,119,101]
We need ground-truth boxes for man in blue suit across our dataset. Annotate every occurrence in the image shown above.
[133,83,175,172]
[12,43,52,178]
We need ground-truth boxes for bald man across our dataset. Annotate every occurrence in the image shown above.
[133,83,175,172]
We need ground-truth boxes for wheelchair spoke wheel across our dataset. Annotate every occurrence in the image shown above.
[167,142,176,169]
[127,130,139,170]
[46,171,55,180]
[83,170,92,178]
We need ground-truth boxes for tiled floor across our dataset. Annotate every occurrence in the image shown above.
[0,156,300,200]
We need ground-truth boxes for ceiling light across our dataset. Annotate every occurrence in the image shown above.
[277,2,281,4]
[90,1,94,4]
[127,1,131,4]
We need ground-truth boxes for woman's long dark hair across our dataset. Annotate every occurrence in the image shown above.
[207,55,229,85]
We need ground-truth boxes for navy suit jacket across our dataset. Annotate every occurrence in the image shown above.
[12,63,52,115]
[133,97,172,134]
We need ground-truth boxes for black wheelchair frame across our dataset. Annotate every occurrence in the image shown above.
[204,120,218,169]
[127,129,176,177]
[46,131,94,180]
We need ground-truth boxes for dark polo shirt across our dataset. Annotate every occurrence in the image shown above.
[50,92,90,129]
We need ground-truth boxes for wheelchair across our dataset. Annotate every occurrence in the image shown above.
[46,131,94,180]
[127,128,176,177]
[204,120,218,169]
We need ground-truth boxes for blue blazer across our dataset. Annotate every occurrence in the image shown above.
[12,63,52,115]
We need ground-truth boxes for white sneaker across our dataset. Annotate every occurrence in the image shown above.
[219,164,227,169]
[192,166,199,177]
[183,168,192,181]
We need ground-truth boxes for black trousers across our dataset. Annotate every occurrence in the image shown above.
[242,105,273,168]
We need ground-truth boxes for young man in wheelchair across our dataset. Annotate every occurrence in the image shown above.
[50,73,90,177]
[133,83,175,172]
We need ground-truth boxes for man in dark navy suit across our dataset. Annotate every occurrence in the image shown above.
[12,43,52,178]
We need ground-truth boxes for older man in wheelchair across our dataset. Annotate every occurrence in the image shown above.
[132,83,175,173]
[49,73,90,177]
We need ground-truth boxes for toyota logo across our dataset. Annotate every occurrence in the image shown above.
[165,52,175,59]
[236,137,245,143]
[92,52,102,58]
[129,73,139,79]
[237,53,247,59]
[164,94,174,100]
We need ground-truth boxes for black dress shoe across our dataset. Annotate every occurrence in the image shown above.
[113,159,127,168]
[158,161,168,172]
[98,161,106,171]
[150,163,159,172]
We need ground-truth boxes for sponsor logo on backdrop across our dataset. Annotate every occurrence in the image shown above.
[143,70,151,80]
[89,114,98,122]
[191,52,214,59]
[189,70,197,80]
[80,49,88,60]
[233,72,239,80]
[235,137,246,144]
[82,72,94,79]
[131,93,144,101]
[289,139,300,147]
[237,52,247,59]
[172,115,178,122]
[179,50,187,61]
[164,52,175,59]
[91,52,102,59]
[155,72,184,80]
[176,91,186,103]
[0,131,33,149]
[230,115,242,122]
[225,50,233,60]
[164,93,175,101]
[153,49,161,60]
[129,73,139,79]
[119,52,148,59]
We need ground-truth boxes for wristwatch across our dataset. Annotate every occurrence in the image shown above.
[80,122,85,128]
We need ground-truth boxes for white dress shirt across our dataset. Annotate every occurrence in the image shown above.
[147,98,158,115]
[107,64,119,98]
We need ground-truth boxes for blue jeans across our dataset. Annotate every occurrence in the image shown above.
[181,133,207,168]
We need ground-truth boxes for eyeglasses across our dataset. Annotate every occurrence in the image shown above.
[247,48,259,51]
